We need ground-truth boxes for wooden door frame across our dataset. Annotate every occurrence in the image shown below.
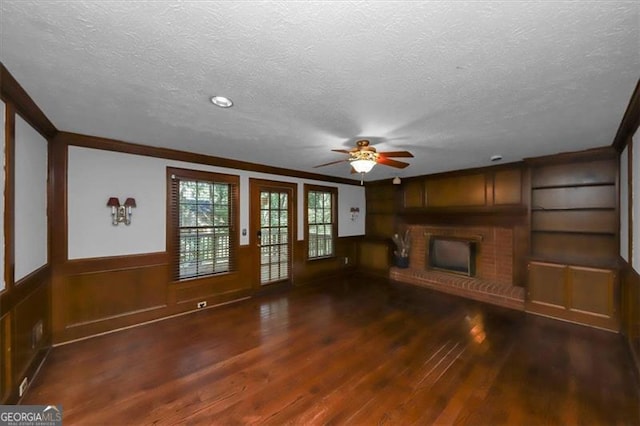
[249,178,297,290]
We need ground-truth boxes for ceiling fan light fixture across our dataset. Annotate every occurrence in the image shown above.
[211,95,233,108]
[351,159,376,173]
[349,149,379,173]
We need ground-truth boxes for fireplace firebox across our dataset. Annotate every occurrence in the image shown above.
[428,236,477,277]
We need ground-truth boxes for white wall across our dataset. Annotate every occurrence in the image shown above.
[620,145,629,261]
[337,184,366,236]
[14,115,48,281]
[633,129,640,273]
[0,100,5,291]
[67,146,366,259]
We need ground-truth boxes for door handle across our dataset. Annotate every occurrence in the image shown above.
[257,230,262,247]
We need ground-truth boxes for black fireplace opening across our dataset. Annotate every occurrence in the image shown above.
[428,236,477,276]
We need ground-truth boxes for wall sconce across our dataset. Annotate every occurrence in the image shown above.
[350,207,360,221]
[107,197,136,226]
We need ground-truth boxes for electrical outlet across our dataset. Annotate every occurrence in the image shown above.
[19,377,28,397]
[197,301,207,309]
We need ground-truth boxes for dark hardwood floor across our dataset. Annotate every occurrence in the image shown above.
[23,277,639,425]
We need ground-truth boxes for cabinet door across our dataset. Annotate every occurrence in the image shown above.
[528,261,566,308]
[568,266,615,319]
[426,174,486,207]
[527,261,619,331]
[493,169,522,205]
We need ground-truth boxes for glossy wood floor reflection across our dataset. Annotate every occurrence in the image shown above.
[24,278,639,425]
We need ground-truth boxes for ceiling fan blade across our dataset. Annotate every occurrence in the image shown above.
[378,151,414,158]
[313,159,349,168]
[377,157,410,169]
[331,149,352,154]
[350,166,358,174]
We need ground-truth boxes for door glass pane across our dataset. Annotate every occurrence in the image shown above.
[259,189,290,285]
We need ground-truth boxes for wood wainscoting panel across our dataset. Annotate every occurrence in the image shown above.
[426,173,486,207]
[64,264,168,328]
[1,271,51,404]
[0,312,11,403]
[292,237,359,287]
[358,239,390,276]
[173,271,250,305]
[13,281,49,381]
[54,238,362,343]
[620,259,640,379]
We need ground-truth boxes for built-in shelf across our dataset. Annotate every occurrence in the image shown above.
[531,230,616,236]
[531,207,616,212]
[531,182,615,190]
[525,151,619,331]
[527,256,620,270]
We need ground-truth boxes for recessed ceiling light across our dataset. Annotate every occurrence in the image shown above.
[490,155,503,162]
[211,95,233,108]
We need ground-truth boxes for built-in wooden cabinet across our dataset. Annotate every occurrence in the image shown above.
[426,173,487,207]
[530,157,617,265]
[528,261,617,330]
[528,261,566,309]
[400,165,524,211]
[494,169,522,205]
[526,149,619,330]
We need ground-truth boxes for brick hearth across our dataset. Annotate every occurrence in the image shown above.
[391,225,525,310]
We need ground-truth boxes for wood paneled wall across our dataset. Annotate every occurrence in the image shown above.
[363,164,529,284]
[49,132,362,344]
[364,148,625,332]
[527,152,618,267]
[52,239,359,343]
[360,181,398,275]
[0,64,54,404]
[0,65,364,384]
[2,62,638,395]
[621,262,640,378]
[399,164,525,213]
[615,79,640,378]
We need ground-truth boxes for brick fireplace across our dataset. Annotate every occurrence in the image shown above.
[390,224,525,310]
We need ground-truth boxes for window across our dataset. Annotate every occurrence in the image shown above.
[168,168,239,281]
[305,184,337,259]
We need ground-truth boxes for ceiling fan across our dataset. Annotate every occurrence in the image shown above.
[314,140,414,179]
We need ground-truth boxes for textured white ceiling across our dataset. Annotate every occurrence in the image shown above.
[1,1,638,182]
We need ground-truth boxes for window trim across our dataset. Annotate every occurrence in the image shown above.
[166,167,240,283]
[304,184,338,261]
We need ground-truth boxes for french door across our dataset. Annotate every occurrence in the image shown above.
[250,179,296,287]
